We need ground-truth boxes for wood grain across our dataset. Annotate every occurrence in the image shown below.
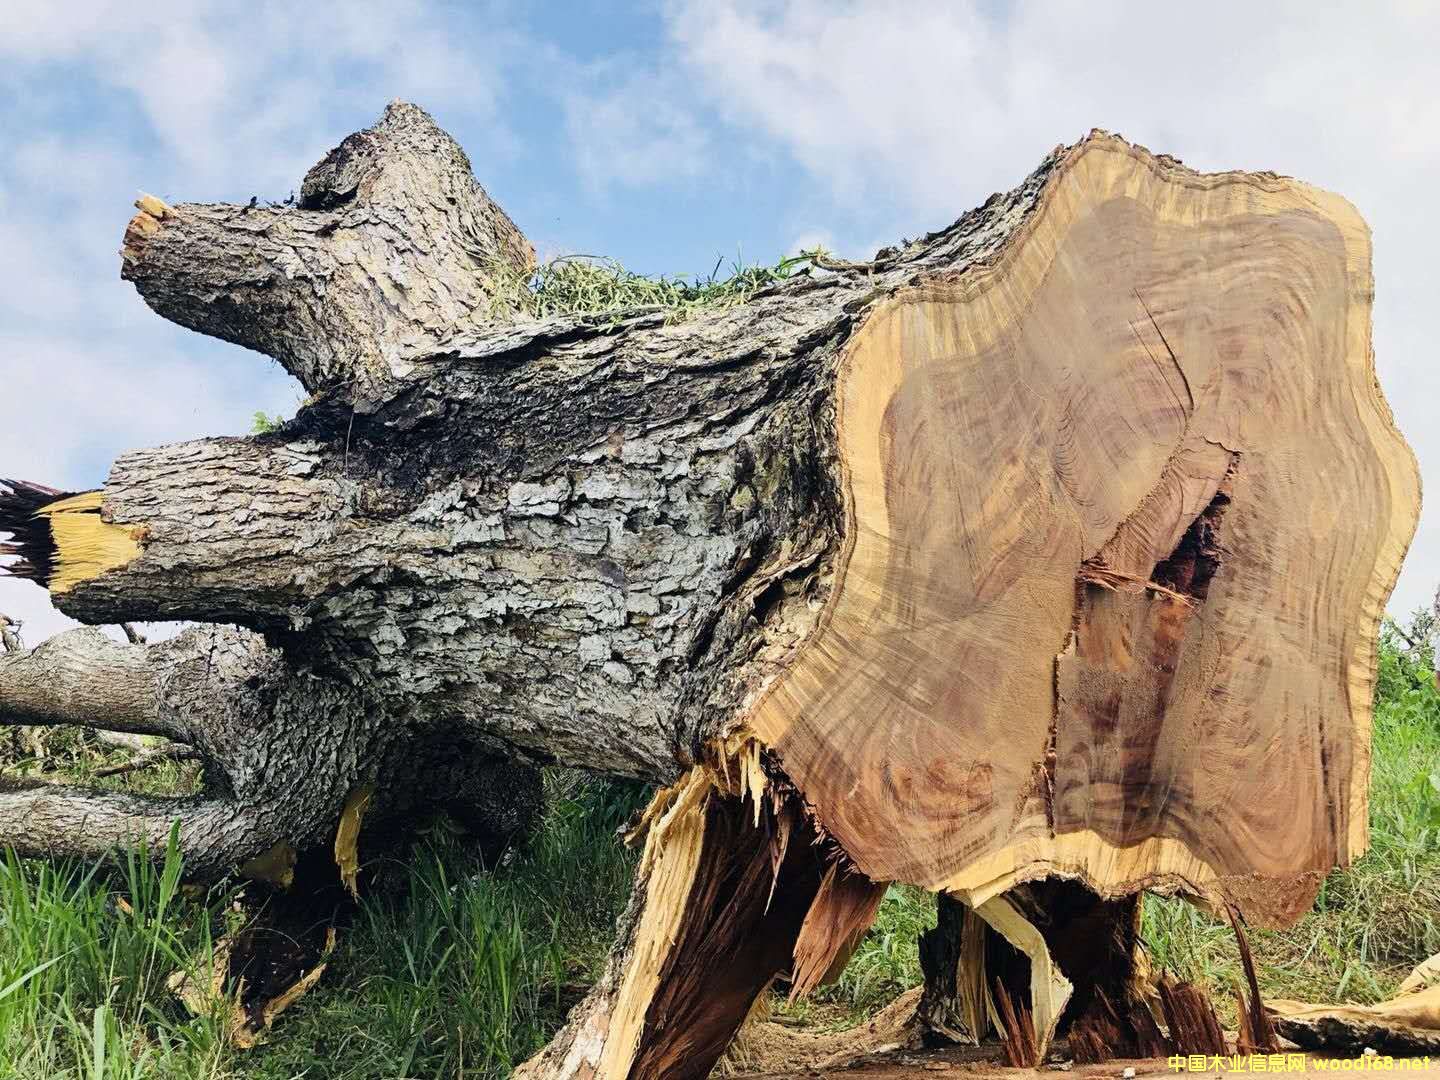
[748,134,1419,926]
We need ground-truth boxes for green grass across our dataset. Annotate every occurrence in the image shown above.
[249,250,828,434]
[241,774,640,1080]
[0,775,638,1080]
[1,623,1436,1076]
[484,251,824,324]
[1141,618,1440,1014]
[3,725,202,798]
[0,830,236,1080]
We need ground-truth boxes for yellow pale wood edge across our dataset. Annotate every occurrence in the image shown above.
[239,839,297,890]
[972,895,1073,1061]
[957,905,988,1044]
[36,490,145,594]
[256,927,337,1038]
[1267,985,1440,1036]
[596,766,713,1078]
[168,927,337,1050]
[745,133,1420,907]
[333,783,375,899]
[122,192,175,263]
[586,731,836,1079]
[1399,952,1440,997]
[937,831,1220,911]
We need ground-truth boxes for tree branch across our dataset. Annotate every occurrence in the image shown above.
[0,628,187,739]
[0,612,22,653]
[120,101,533,397]
[0,782,279,878]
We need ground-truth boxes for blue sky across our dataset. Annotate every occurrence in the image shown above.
[2,1,1437,641]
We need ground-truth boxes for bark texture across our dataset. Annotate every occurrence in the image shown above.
[121,102,533,399]
[0,102,1421,1075]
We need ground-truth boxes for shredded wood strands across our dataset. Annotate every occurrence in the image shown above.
[993,978,1039,1068]
[971,895,1072,1061]
[573,740,891,1080]
[714,729,769,826]
[1158,976,1229,1057]
[1067,985,1169,1065]
[0,479,67,584]
[788,862,887,1001]
[34,490,144,594]
[1228,904,1280,1054]
[959,905,991,1043]
[598,769,714,1078]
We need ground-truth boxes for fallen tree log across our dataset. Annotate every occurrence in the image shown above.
[1268,952,1440,1056]
[0,102,1420,1074]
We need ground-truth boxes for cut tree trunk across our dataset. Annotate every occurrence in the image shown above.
[0,102,1420,1075]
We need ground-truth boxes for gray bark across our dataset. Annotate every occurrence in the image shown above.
[122,102,533,399]
[0,100,1060,1072]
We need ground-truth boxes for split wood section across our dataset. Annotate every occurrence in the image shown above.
[748,136,1419,927]
[516,750,886,1080]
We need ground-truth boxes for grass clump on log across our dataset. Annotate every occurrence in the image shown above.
[486,250,826,323]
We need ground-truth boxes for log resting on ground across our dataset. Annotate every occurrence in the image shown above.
[0,101,1419,1076]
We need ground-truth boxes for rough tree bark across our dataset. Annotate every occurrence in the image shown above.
[0,101,1419,1075]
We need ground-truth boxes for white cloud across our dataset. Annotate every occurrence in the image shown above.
[564,67,711,193]
[3,2,522,181]
[3,0,1437,647]
[659,0,1440,615]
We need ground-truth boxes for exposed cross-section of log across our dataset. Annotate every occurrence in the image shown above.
[0,101,1419,1074]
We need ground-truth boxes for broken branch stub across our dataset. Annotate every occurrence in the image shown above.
[0,101,1421,1076]
[120,101,533,397]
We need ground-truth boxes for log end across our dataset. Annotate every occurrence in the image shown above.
[120,192,175,267]
[745,129,1421,926]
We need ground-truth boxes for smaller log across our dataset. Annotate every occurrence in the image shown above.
[1268,951,1440,1056]
[92,743,201,778]
[1268,989,1440,1056]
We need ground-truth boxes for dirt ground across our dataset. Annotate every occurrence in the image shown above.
[736,1041,1440,1079]
[724,989,1440,1079]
